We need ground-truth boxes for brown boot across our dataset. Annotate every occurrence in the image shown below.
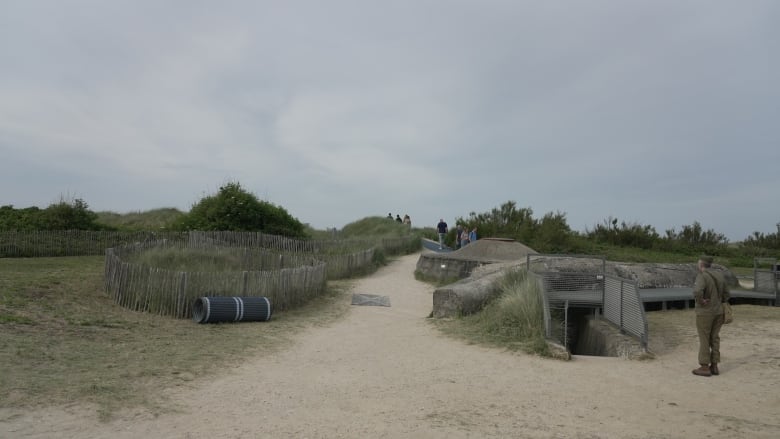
[692,365,712,377]
[710,363,719,375]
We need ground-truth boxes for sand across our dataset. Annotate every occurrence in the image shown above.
[2,252,779,438]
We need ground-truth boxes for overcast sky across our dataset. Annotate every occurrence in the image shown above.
[1,0,778,241]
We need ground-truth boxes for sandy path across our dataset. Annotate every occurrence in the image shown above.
[3,252,779,438]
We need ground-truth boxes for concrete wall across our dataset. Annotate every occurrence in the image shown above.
[415,253,485,283]
[574,316,650,359]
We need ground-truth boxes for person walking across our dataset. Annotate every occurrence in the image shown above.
[468,226,477,244]
[436,219,448,249]
[691,255,730,377]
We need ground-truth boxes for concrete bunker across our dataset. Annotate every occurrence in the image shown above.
[423,240,763,359]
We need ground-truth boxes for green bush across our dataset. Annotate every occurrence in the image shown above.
[39,198,104,230]
[173,182,306,237]
[584,217,659,249]
[454,201,535,244]
[530,211,574,253]
[0,205,43,230]
[740,231,780,251]
[449,200,778,270]
[1,198,106,231]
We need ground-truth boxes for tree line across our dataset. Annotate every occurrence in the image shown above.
[450,201,779,265]
[3,190,778,266]
[1,182,306,238]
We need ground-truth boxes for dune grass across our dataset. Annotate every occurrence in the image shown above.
[432,268,550,356]
[123,246,296,272]
[95,208,185,231]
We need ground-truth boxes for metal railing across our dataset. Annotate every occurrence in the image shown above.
[528,254,648,349]
[603,275,648,348]
[753,257,779,306]
[753,257,779,301]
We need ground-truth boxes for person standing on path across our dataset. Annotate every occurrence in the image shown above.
[454,225,463,249]
[468,226,477,244]
[460,228,470,247]
[436,219,448,249]
[691,255,730,377]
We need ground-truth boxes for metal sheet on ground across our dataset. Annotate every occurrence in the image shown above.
[351,293,391,307]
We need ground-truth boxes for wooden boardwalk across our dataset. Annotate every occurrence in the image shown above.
[640,287,776,310]
[546,287,776,309]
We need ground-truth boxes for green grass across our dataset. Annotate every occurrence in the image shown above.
[730,266,754,277]
[125,246,287,272]
[594,246,692,263]
[576,245,771,274]
[432,268,550,356]
[340,216,416,238]
[0,256,351,420]
[95,208,185,231]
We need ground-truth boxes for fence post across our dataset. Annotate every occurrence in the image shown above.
[564,300,569,350]
[620,279,625,334]
[178,271,187,318]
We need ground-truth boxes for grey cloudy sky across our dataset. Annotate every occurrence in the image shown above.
[1,0,778,240]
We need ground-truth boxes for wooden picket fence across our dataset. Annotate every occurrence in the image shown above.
[0,230,418,258]
[104,241,329,319]
[0,230,185,257]
[4,230,421,319]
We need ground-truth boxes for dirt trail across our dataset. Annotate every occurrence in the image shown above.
[2,252,779,438]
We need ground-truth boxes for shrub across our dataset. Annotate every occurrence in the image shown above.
[0,205,43,230]
[39,198,103,230]
[174,182,306,237]
[584,217,659,249]
[1,198,105,231]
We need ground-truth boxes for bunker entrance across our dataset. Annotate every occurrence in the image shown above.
[554,307,644,357]
[528,254,649,358]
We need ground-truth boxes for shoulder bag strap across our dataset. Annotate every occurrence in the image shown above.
[703,271,724,302]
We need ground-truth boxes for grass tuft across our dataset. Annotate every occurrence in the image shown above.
[433,268,550,356]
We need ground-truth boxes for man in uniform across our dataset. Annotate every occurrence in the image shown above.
[691,255,730,377]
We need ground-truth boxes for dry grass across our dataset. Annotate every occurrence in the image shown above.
[0,256,352,420]
[646,304,780,356]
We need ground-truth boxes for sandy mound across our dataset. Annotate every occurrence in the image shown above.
[452,238,537,261]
